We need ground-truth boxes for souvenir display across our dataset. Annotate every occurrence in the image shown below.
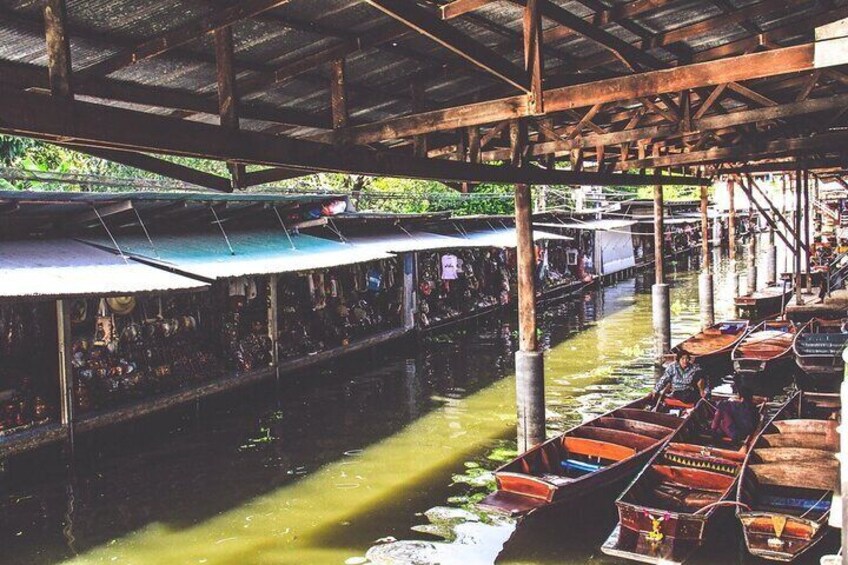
[0,303,58,435]
[221,276,273,373]
[71,294,222,413]
[416,248,509,327]
[276,259,402,359]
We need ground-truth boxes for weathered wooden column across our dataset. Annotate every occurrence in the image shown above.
[653,180,671,362]
[699,183,714,330]
[795,168,804,305]
[214,26,245,190]
[402,252,417,331]
[514,0,545,453]
[841,348,848,565]
[266,274,279,380]
[804,169,812,293]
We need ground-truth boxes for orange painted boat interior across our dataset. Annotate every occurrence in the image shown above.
[735,322,796,361]
[495,405,683,497]
[678,321,748,357]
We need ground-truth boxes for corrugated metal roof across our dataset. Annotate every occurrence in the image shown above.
[83,229,395,280]
[0,238,208,298]
[448,227,573,248]
[536,219,637,231]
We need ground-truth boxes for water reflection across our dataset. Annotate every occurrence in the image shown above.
[0,243,820,565]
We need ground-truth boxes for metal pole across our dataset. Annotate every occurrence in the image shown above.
[514,182,545,452]
[795,169,804,306]
[653,181,671,363]
[56,299,74,455]
[699,184,714,329]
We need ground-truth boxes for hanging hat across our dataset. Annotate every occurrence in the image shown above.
[70,299,88,324]
[107,296,137,316]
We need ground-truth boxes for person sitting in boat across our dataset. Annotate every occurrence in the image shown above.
[651,351,706,404]
[710,382,757,443]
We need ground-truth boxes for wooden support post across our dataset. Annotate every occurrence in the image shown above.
[699,183,714,329]
[330,58,349,129]
[43,0,73,99]
[841,355,848,565]
[402,252,417,331]
[56,299,74,452]
[804,169,812,294]
[267,274,279,379]
[795,167,804,305]
[782,174,789,273]
[410,82,428,158]
[214,26,244,191]
[653,180,671,361]
[523,0,544,115]
[728,177,737,261]
[461,126,481,193]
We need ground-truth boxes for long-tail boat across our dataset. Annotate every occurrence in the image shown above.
[736,392,840,562]
[735,284,793,321]
[672,320,749,375]
[477,395,687,518]
[792,318,848,382]
[601,398,764,564]
[731,320,796,388]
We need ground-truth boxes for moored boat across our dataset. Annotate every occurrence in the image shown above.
[792,318,848,381]
[477,395,687,518]
[601,398,764,564]
[731,320,796,392]
[735,284,793,321]
[736,392,839,562]
[672,320,749,376]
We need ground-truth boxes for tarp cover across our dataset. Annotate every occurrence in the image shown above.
[0,239,208,298]
[595,229,637,275]
[84,230,394,280]
[445,227,573,248]
[535,219,637,231]
[344,231,464,253]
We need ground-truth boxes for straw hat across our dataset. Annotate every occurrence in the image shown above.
[107,296,137,316]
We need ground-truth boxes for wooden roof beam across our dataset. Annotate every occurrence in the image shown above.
[0,87,706,186]
[317,40,848,145]
[363,0,530,92]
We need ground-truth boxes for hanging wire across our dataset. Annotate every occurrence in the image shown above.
[92,206,129,264]
[325,217,348,243]
[271,206,296,250]
[210,206,235,255]
[132,206,160,259]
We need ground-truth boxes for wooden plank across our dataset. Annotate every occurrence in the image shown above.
[750,461,838,490]
[523,0,544,114]
[440,0,503,19]
[75,0,296,80]
[563,436,636,461]
[42,0,72,99]
[321,42,840,145]
[363,0,530,92]
[330,58,350,129]
[243,167,307,187]
[0,87,706,186]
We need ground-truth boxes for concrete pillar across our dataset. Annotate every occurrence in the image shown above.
[653,284,671,359]
[514,182,544,450]
[56,299,74,453]
[746,237,757,295]
[766,244,777,286]
[699,272,714,330]
[841,349,848,565]
[795,169,805,306]
[804,169,813,294]
[728,177,737,261]
[653,182,671,361]
[516,350,545,452]
[402,252,416,331]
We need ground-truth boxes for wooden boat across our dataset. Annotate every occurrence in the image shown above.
[735,284,793,321]
[601,398,764,564]
[731,320,796,383]
[792,318,848,378]
[672,320,749,374]
[477,395,687,518]
[736,392,839,562]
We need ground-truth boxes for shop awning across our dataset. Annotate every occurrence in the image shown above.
[446,227,573,248]
[0,239,208,298]
[344,231,467,253]
[83,229,395,281]
[636,217,701,225]
[535,219,637,231]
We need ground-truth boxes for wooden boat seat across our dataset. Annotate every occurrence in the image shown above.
[651,482,724,512]
[651,464,735,492]
[662,397,695,410]
[571,427,656,451]
[771,419,837,436]
[663,442,745,475]
[614,408,682,429]
[750,460,838,491]
[562,436,635,462]
[752,447,836,463]
[759,432,838,451]
[591,417,672,440]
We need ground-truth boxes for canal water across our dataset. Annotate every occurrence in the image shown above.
[0,245,836,564]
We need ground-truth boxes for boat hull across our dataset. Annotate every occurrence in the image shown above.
[738,512,826,562]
